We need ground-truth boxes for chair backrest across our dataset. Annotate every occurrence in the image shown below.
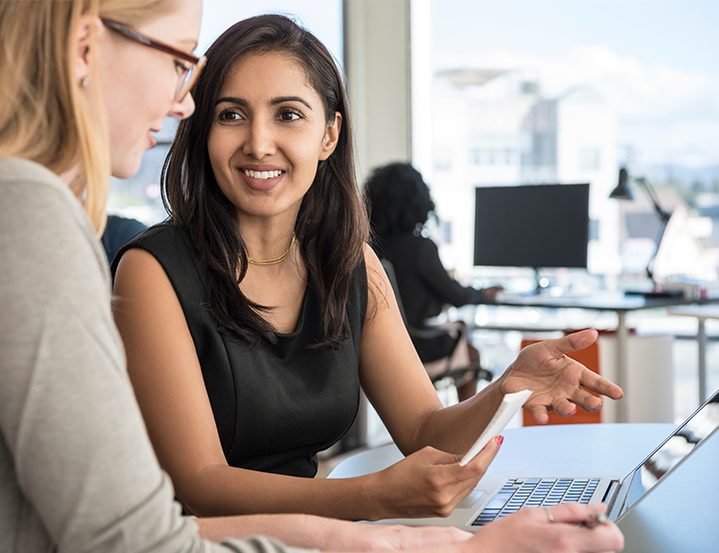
[381,259,491,389]
[379,258,410,326]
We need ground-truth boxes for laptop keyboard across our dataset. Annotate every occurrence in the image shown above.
[471,477,600,526]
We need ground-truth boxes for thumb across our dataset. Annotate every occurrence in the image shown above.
[412,446,464,465]
[545,328,597,357]
[464,435,503,474]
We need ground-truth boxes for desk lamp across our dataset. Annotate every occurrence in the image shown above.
[610,167,676,295]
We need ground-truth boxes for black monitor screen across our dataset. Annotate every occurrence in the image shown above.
[473,183,590,269]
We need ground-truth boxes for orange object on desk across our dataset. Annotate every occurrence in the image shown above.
[520,337,602,426]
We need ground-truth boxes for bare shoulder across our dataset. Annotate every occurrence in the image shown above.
[112,247,194,381]
[113,247,177,306]
[363,242,384,272]
[362,243,392,322]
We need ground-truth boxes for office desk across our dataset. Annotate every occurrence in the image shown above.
[474,293,715,421]
[328,424,717,552]
[668,304,719,402]
[329,423,673,480]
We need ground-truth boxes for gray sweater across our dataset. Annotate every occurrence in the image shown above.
[0,158,309,553]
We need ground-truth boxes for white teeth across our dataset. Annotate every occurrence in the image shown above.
[243,169,283,179]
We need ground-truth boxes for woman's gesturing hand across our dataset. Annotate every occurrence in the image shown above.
[368,437,503,520]
[463,504,624,553]
[501,329,624,424]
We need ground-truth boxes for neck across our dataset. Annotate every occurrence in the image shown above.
[238,212,300,264]
[58,164,82,192]
[247,233,296,266]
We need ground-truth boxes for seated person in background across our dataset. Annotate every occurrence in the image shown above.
[111,14,623,543]
[366,162,502,400]
[101,213,146,264]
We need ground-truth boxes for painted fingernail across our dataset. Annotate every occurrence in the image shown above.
[495,435,504,446]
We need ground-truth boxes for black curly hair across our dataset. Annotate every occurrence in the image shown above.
[365,162,436,249]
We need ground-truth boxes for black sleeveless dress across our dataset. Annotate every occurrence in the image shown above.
[114,224,365,477]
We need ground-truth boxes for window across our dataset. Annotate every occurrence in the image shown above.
[418,0,719,276]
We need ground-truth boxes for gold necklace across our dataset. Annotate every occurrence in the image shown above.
[247,235,296,266]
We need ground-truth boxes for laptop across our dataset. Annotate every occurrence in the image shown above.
[381,389,719,531]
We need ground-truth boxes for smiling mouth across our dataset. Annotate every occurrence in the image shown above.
[242,169,285,180]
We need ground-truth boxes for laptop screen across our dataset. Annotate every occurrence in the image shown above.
[621,390,719,512]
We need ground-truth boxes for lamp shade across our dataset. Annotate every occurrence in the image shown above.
[609,167,634,200]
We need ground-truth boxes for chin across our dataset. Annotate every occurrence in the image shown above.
[111,154,143,180]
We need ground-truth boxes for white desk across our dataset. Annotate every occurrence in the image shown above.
[329,423,673,480]
[329,424,719,552]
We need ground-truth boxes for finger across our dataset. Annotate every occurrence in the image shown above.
[552,397,578,417]
[444,455,497,511]
[571,388,603,412]
[427,438,500,487]
[443,437,503,498]
[545,329,598,357]
[543,503,608,523]
[541,522,623,553]
[527,403,550,424]
[522,506,624,553]
[580,370,624,400]
[572,522,624,553]
[463,435,503,476]
[413,446,464,465]
[443,481,483,514]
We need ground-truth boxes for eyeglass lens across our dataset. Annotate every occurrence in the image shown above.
[175,57,205,102]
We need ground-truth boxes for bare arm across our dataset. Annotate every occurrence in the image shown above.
[198,514,471,551]
[198,505,623,553]
[359,247,623,455]
[359,246,506,455]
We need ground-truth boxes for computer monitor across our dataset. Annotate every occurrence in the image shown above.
[473,183,590,271]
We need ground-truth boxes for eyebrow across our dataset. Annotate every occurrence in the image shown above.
[271,96,313,110]
[214,96,313,110]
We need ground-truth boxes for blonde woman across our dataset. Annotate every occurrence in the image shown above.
[0,1,477,552]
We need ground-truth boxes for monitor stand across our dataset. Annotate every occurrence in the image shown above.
[533,267,551,296]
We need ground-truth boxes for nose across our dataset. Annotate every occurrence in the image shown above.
[241,118,276,160]
[167,93,195,121]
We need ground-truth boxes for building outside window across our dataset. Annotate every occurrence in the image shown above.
[417,0,719,280]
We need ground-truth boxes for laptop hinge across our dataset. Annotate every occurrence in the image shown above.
[602,480,621,504]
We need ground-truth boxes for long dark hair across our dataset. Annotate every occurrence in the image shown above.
[162,14,368,348]
[365,162,436,253]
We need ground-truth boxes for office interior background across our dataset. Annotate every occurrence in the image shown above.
[108,0,719,431]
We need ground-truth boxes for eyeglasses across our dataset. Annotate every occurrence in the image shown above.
[101,18,206,102]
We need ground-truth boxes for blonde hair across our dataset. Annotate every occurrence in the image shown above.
[0,0,171,233]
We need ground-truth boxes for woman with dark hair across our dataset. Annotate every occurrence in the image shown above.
[112,15,623,547]
[366,162,502,400]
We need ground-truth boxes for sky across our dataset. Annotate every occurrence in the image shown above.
[431,0,719,169]
[194,0,718,170]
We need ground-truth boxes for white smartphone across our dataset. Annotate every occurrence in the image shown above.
[459,389,533,466]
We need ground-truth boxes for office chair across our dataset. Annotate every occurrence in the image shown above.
[379,258,493,391]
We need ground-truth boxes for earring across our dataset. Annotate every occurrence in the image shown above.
[79,76,90,88]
